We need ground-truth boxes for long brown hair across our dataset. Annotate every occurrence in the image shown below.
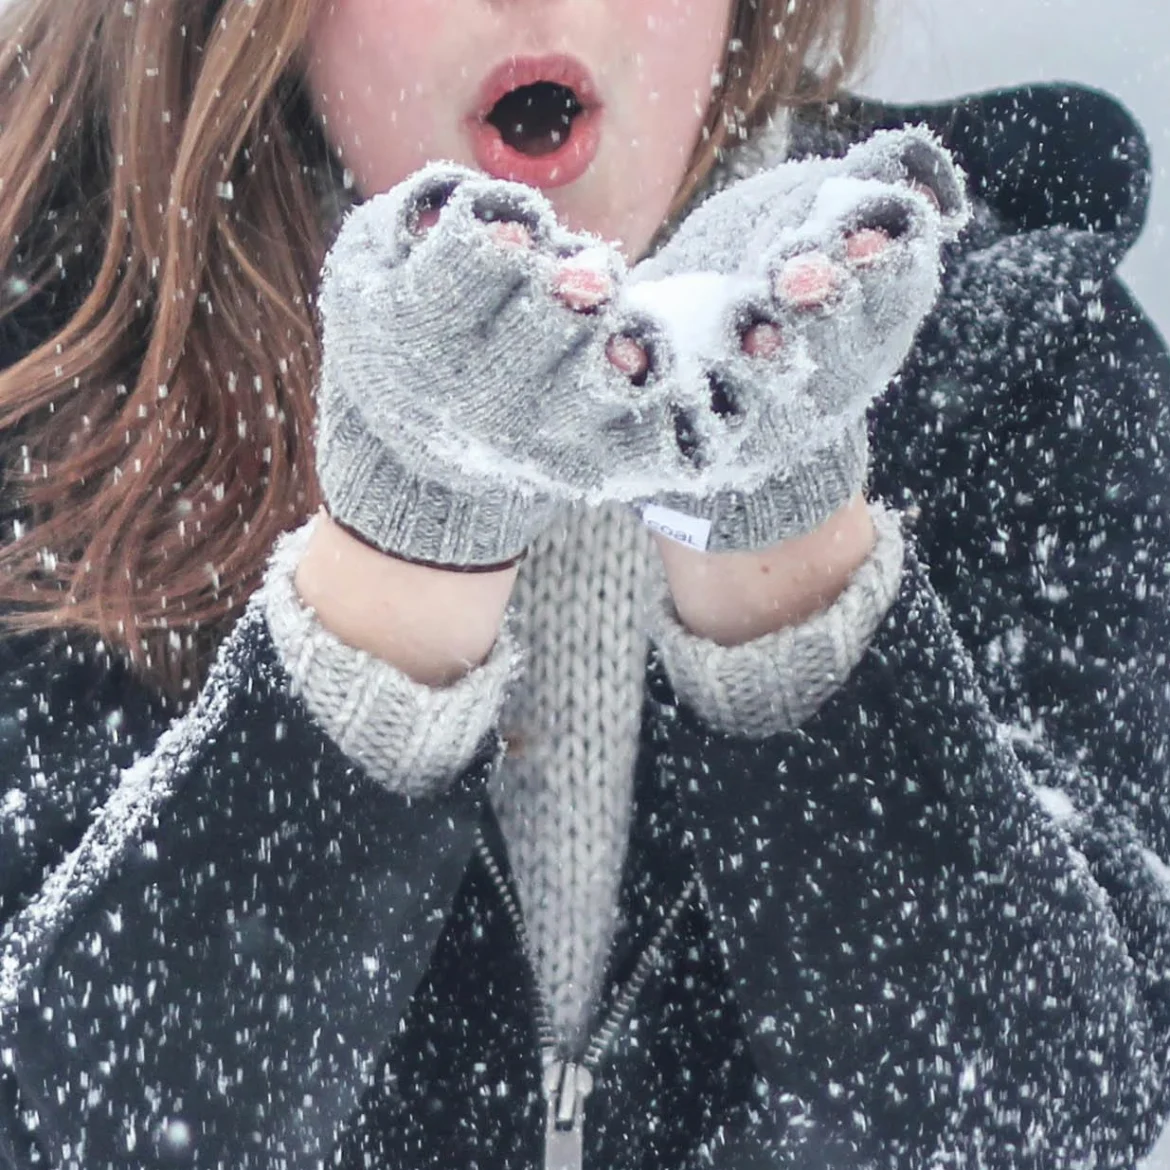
[0,0,872,697]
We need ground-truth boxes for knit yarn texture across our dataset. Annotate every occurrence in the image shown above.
[266,503,906,1055]
[489,503,658,1050]
[267,102,913,1055]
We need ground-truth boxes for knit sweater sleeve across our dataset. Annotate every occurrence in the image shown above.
[261,519,519,793]
[646,501,904,738]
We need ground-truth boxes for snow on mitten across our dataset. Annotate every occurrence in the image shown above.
[616,127,970,553]
[315,164,639,568]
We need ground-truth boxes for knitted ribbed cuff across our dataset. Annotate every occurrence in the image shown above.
[260,519,519,794]
[316,388,545,568]
[647,420,870,553]
[647,502,905,738]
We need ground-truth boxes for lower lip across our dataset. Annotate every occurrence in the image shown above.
[468,107,602,190]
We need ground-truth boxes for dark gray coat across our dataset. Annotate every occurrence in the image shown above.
[2,84,1169,1169]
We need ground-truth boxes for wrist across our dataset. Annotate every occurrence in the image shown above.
[654,492,876,646]
[295,511,518,687]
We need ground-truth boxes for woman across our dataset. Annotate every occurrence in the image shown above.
[0,0,1167,1166]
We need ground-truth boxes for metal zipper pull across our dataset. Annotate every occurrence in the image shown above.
[543,1056,593,1170]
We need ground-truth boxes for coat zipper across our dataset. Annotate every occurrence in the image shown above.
[474,824,697,1170]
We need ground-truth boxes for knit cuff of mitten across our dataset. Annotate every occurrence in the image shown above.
[260,518,519,793]
[317,388,542,568]
[647,419,870,553]
[647,501,905,738]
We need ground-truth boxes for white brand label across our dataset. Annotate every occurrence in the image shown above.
[640,504,712,552]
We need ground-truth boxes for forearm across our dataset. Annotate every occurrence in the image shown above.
[294,511,518,687]
[655,492,876,645]
[269,515,516,791]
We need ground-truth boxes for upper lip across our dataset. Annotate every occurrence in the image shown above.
[471,54,601,123]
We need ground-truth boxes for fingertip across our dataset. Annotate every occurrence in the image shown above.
[845,228,892,267]
[554,265,614,312]
[742,321,783,359]
[414,206,443,235]
[489,221,535,250]
[606,335,650,380]
[774,252,841,308]
[909,180,942,213]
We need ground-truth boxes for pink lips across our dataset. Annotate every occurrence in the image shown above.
[467,55,602,190]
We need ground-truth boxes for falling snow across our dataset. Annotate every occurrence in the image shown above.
[0,6,1166,1166]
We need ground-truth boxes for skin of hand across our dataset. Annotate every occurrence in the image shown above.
[297,0,882,665]
[650,229,892,644]
[653,494,877,646]
[465,218,886,646]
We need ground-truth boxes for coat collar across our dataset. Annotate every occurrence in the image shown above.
[791,82,1153,267]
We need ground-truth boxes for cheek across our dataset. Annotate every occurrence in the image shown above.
[309,0,445,75]
[305,0,451,186]
[624,0,731,91]
[614,0,732,154]
[614,0,731,168]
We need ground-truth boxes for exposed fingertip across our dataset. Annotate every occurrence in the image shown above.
[554,265,614,312]
[489,221,535,249]
[909,180,942,212]
[606,335,650,379]
[774,253,841,308]
[414,206,443,235]
[845,227,892,267]
[742,321,784,359]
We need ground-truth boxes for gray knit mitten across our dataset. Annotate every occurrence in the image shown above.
[315,164,632,568]
[620,127,970,552]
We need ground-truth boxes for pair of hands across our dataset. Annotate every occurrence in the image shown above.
[315,127,968,569]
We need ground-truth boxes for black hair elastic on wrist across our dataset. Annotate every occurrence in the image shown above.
[330,516,528,574]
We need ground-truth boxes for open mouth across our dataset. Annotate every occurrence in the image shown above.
[486,82,584,158]
[469,56,602,189]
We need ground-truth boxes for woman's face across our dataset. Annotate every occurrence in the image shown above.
[303,0,733,258]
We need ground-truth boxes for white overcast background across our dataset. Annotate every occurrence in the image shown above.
[860,0,1170,340]
[863,1,1170,1163]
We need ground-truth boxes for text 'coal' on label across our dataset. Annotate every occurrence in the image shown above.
[640,504,712,552]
